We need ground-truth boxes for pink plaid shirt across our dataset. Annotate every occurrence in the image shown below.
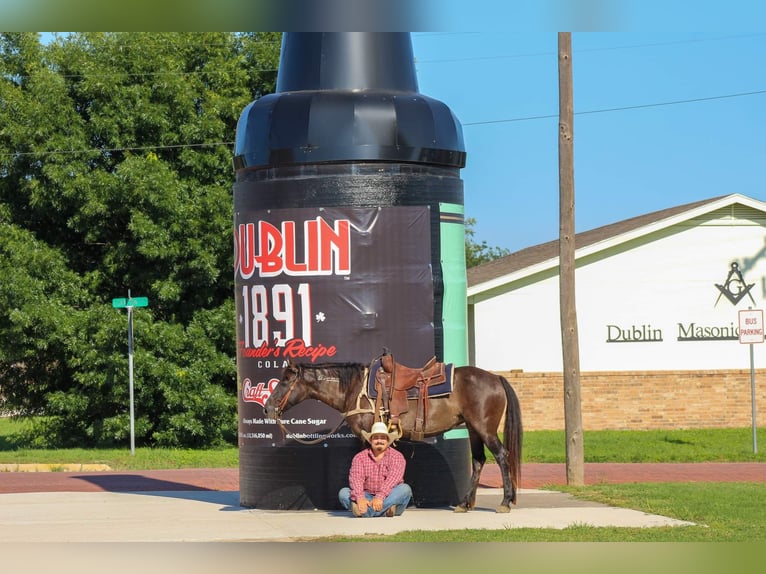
[348,446,406,501]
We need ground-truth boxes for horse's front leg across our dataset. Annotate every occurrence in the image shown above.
[454,431,485,513]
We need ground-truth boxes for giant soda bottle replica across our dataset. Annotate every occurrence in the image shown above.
[234,32,468,509]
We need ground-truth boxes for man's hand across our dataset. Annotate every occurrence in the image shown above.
[357,498,369,514]
[371,497,384,512]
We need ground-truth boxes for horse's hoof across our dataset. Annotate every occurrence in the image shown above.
[495,505,511,514]
[453,505,469,513]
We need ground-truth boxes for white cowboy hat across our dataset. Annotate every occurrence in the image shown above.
[361,421,400,444]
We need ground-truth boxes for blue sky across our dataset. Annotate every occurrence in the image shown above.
[411,31,766,252]
[32,3,766,255]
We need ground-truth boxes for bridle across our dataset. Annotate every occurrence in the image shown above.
[276,375,299,414]
[272,365,376,445]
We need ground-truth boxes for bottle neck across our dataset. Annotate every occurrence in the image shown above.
[276,32,419,93]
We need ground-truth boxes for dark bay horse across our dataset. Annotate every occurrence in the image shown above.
[263,360,522,513]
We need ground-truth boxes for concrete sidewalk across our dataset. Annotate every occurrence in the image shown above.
[8,461,766,541]
[0,487,694,542]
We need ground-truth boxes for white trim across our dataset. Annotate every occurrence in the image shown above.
[467,193,766,300]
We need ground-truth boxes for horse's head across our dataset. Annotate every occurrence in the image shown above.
[263,362,309,420]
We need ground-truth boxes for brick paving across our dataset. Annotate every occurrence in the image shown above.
[0,463,763,494]
[0,468,239,494]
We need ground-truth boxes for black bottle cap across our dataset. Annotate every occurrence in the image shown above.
[234,32,466,170]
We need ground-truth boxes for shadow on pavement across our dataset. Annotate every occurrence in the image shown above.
[72,474,243,508]
[73,473,211,492]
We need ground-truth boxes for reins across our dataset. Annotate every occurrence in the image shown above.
[276,417,348,445]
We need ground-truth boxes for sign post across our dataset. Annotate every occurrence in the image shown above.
[738,308,762,454]
[112,293,149,455]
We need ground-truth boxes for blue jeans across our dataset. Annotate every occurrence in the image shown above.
[338,483,412,517]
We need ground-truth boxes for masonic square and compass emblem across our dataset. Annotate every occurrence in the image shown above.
[715,261,756,306]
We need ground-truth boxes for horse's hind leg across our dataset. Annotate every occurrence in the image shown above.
[484,434,513,513]
[454,428,485,513]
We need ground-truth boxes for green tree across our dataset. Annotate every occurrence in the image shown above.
[0,219,89,416]
[0,32,280,447]
[465,217,510,268]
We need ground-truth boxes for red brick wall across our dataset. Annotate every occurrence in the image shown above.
[495,369,766,431]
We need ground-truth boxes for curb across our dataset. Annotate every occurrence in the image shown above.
[0,463,113,472]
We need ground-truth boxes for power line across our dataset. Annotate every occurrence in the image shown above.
[577,90,766,116]
[2,88,764,158]
[52,68,279,80]
[25,33,766,82]
[21,33,762,80]
[1,142,233,158]
[464,89,766,126]
[415,33,766,65]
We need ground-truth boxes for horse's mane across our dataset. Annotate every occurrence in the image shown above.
[297,362,365,393]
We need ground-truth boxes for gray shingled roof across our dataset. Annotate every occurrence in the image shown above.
[467,195,728,288]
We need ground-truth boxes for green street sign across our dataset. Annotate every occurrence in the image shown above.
[112,297,149,308]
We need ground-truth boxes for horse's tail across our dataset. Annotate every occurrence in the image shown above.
[500,375,523,504]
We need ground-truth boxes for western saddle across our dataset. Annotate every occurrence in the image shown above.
[373,351,447,441]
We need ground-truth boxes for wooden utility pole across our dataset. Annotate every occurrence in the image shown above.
[557,32,584,486]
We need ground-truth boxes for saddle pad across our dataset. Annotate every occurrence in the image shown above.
[367,357,453,398]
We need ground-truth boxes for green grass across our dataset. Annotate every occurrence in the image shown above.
[0,417,236,469]
[323,482,766,541]
[1,417,764,468]
[522,427,766,463]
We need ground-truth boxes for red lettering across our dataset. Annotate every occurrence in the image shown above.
[237,223,256,279]
[318,218,350,274]
[306,219,319,271]
[282,338,337,362]
[283,221,308,274]
[239,341,281,359]
[236,217,352,279]
[255,222,283,276]
[242,378,279,406]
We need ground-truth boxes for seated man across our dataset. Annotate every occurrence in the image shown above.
[338,422,413,517]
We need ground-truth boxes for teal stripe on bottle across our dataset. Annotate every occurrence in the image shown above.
[443,428,470,440]
[439,201,467,367]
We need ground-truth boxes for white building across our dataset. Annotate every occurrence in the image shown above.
[467,193,766,373]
